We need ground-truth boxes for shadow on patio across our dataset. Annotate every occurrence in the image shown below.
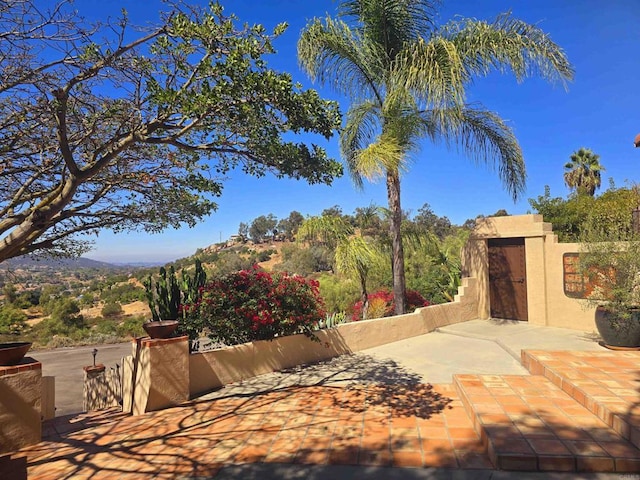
[7,354,465,479]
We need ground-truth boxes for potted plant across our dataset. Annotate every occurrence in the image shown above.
[142,260,207,341]
[579,187,640,349]
[143,266,181,339]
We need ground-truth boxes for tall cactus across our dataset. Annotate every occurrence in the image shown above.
[144,266,181,321]
[181,259,207,307]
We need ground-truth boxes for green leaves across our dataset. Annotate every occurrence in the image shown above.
[0,1,342,262]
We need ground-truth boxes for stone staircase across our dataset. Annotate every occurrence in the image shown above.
[453,350,640,473]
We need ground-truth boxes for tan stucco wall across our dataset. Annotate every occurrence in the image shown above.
[0,359,42,454]
[189,277,478,397]
[124,336,190,415]
[41,376,55,421]
[461,214,597,332]
[544,238,596,330]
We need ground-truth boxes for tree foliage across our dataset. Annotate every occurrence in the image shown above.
[0,0,341,262]
[249,214,278,243]
[0,304,28,335]
[277,211,305,240]
[414,203,454,239]
[529,184,639,242]
[528,186,594,241]
[579,186,640,319]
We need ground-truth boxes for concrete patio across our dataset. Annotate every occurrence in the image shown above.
[2,320,639,479]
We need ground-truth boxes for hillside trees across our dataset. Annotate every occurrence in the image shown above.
[249,214,278,243]
[0,0,341,263]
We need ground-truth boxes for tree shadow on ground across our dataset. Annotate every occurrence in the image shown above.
[199,352,453,418]
[9,352,458,479]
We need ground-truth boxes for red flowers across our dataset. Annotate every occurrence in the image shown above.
[186,265,324,344]
[351,289,429,321]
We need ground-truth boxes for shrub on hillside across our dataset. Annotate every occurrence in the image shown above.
[100,283,145,304]
[101,302,123,318]
[117,315,146,338]
[0,305,28,335]
[350,289,430,321]
[185,265,324,345]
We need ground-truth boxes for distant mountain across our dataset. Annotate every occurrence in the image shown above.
[0,256,123,270]
[108,261,167,268]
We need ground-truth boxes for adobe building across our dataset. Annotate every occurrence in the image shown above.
[462,214,597,331]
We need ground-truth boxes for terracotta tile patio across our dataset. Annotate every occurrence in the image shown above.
[6,383,492,479]
[2,349,639,477]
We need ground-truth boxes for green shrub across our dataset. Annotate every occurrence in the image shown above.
[187,266,324,345]
[117,315,145,338]
[101,302,123,318]
[100,283,145,304]
[50,298,85,329]
[317,273,360,314]
[0,305,28,335]
[94,317,118,335]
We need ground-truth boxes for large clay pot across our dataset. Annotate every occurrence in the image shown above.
[594,306,640,349]
[143,320,179,339]
[0,342,32,366]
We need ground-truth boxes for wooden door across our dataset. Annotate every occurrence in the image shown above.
[488,238,528,321]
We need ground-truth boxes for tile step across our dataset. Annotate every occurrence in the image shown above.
[522,350,640,450]
[453,373,640,473]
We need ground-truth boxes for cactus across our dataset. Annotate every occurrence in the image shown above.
[181,259,207,306]
[144,266,181,321]
[143,275,159,321]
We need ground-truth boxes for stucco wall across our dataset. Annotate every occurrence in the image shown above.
[0,359,42,454]
[123,336,190,416]
[461,214,597,332]
[189,277,478,397]
[544,238,596,330]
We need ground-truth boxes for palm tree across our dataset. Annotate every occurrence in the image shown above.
[564,148,605,197]
[297,214,382,319]
[298,0,573,314]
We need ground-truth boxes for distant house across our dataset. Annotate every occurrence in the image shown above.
[226,235,244,248]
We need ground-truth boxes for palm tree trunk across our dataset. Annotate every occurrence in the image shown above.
[386,168,407,314]
[359,272,369,320]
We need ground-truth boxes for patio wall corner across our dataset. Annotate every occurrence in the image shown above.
[125,336,189,415]
[0,359,42,454]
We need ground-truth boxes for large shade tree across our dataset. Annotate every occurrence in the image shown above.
[298,0,573,314]
[563,148,605,197]
[0,0,342,262]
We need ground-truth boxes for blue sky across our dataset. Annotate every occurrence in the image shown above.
[81,0,640,263]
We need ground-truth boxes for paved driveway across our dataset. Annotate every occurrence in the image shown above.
[34,342,132,416]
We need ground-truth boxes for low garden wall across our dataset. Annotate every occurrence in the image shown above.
[189,277,478,397]
[120,277,478,414]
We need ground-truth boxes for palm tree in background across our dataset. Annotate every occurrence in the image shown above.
[297,214,382,319]
[298,0,573,314]
[564,148,605,197]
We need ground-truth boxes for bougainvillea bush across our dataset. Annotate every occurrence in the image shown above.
[350,289,430,321]
[184,265,325,345]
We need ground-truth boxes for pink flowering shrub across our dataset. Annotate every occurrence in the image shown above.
[350,288,430,321]
[184,265,324,345]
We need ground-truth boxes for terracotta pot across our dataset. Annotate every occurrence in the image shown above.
[0,342,32,366]
[594,306,640,349]
[143,320,179,339]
